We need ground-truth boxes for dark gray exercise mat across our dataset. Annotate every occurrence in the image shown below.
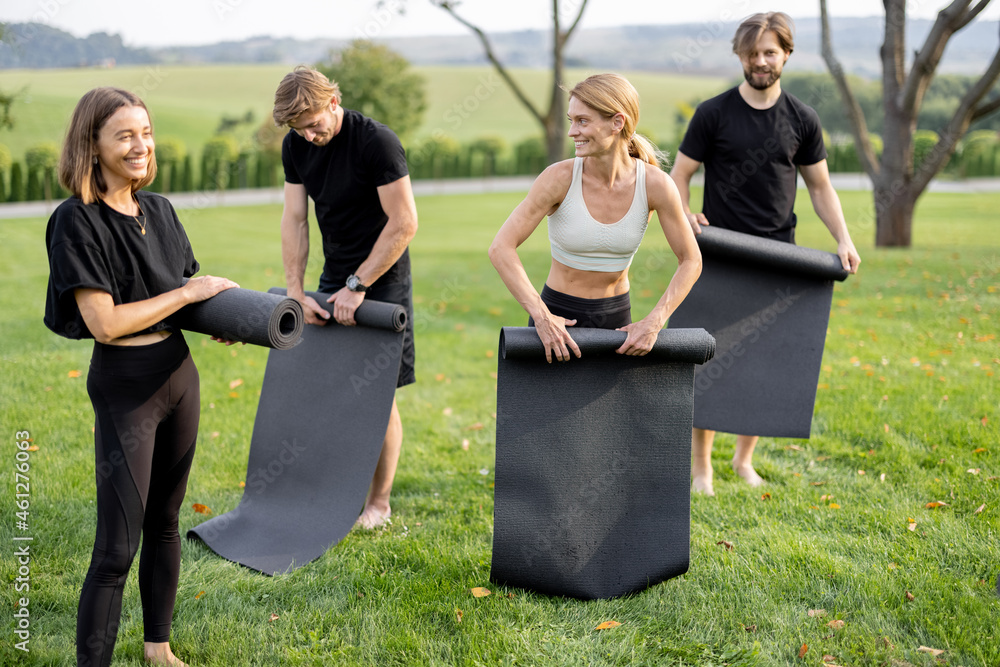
[491,326,715,600]
[170,284,304,349]
[187,291,406,575]
[668,226,849,438]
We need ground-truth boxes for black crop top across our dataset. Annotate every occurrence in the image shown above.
[44,191,199,340]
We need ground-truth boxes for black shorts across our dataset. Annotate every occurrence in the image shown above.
[319,277,416,388]
[528,284,632,330]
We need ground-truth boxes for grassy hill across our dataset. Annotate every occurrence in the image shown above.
[0,64,727,161]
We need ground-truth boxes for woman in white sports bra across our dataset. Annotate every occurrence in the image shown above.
[489,73,702,363]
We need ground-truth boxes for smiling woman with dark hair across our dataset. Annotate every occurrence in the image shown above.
[45,87,238,667]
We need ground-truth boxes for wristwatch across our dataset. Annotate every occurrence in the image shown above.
[346,274,368,293]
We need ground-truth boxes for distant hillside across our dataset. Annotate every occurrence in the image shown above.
[1,17,997,76]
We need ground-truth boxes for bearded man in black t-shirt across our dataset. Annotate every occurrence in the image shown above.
[273,66,419,528]
[670,12,860,497]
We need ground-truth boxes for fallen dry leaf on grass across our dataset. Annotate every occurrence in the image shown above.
[822,655,837,662]
[716,540,734,551]
[905,590,915,601]
[741,623,757,632]
[455,609,463,623]
[466,422,484,431]
[925,501,948,509]
[974,503,986,514]
[968,468,981,475]
[470,587,491,598]
[229,378,243,389]
[594,621,621,630]
[798,644,808,658]
[191,503,212,514]
[917,646,944,656]
[973,447,987,453]
[26,445,39,452]
[195,590,205,599]
[268,612,279,622]
[461,439,470,450]
[827,619,846,630]
[68,369,81,378]
[761,492,772,501]
[807,609,827,618]
[829,503,841,509]
[907,522,917,531]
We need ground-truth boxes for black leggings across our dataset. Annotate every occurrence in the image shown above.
[78,333,199,667]
[528,284,632,330]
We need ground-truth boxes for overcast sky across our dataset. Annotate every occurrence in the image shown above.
[5,0,999,48]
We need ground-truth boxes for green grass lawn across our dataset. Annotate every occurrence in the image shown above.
[0,64,726,160]
[1,188,998,666]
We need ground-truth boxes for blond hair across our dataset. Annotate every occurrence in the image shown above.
[273,65,342,126]
[732,12,795,58]
[59,87,157,204]
[567,73,664,168]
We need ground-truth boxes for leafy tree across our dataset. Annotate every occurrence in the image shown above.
[202,136,239,192]
[820,0,1000,246]
[0,143,10,202]
[0,24,20,130]
[155,137,186,194]
[428,0,589,164]
[469,135,507,177]
[8,161,24,202]
[25,142,59,203]
[319,40,426,141]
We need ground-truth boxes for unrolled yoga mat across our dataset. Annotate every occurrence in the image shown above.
[491,326,715,600]
[187,291,406,575]
[171,283,304,349]
[668,226,850,438]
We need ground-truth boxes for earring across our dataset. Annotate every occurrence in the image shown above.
[93,156,98,165]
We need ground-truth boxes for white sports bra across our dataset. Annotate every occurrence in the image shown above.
[547,157,650,272]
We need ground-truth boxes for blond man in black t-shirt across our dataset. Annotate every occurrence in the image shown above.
[273,66,419,528]
[670,12,860,496]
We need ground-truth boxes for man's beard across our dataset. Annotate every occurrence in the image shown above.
[744,67,781,90]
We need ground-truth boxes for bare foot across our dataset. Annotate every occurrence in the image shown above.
[732,462,765,487]
[354,505,391,530]
[691,474,715,496]
[144,642,188,666]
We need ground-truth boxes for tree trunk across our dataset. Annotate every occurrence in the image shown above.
[873,178,915,247]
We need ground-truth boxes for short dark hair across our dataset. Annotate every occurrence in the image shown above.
[59,87,157,203]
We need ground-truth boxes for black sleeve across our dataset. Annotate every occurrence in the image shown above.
[47,208,116,301]
[794,105,828,166]
[364,124,409,187]
[281,131,303,185]
[678,102,716,164]
[170,202,200,278]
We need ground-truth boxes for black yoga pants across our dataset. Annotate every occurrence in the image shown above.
[77,333,198,667]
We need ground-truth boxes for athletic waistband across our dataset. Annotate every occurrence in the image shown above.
[90,332,190,377]
[540,284,631,315]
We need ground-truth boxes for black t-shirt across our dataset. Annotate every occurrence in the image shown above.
[679,87,827,241]
[282,108,410,288]
[44,191,199,339]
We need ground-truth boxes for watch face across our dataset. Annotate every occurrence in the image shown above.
[347,276,358,290]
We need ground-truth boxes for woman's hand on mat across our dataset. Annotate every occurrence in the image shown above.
[183,275,239,303]
[616,319,660,356]
[534,314,581,363]
[300,295,332,326]
[327,288,365,326]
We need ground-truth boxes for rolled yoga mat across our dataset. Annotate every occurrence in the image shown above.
[187,290,406,575]
[491,326,716,600]
[668,226,850,438]
[170,283,304,349]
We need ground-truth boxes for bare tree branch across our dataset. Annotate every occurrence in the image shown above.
[901,0,973,115]
[563,0,589,41]
[971,94,1000,121]
[882,0,907,109]
[433,2,546,124]
[954,0,991,30]
[913,32,1000,192]
[820,0,879,178]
